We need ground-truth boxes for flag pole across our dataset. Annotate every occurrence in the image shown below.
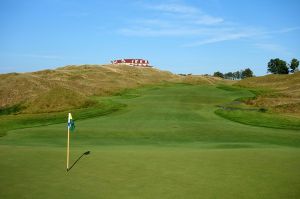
[67,113,74,172]
[67,125,70,171]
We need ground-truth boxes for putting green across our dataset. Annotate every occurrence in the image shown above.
[0,84,300,199]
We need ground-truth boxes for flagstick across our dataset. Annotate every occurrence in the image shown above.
[67,127,70,171]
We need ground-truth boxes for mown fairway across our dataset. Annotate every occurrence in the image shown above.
[1,84,300,199]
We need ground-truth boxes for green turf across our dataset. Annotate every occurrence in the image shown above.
[1,84,300,199]
[1,145,300,199]
[215,109,300,130]
[0,99,124,137]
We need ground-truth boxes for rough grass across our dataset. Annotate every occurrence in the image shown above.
[235,72,300,116]
[0,104,24,115]
[0,64,224,114]
[23,87,98,113]
[216,84,300,130]
[0,99,125,137]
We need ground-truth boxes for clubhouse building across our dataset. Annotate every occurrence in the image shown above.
[111,59,150,67]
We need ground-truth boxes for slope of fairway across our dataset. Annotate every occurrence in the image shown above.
[1,84,299,147]
[1,84,300,199]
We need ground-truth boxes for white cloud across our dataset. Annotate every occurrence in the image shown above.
[185,32,252,46]
[255,43,281,51]
[254,43,291,56]
[133,19,173,28]
[184,26,300,47]
[118,2,300,48]
[194,15,224,25]
[118,2,226,38]
[267,26,300,34]
[120,26,220,37]
[119,2,225,36]
[145,2,224,26]
[147,3,198,15]
[184,27,262,46]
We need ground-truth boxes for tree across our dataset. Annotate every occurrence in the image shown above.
[241,68,253,79]
[290,58,299,73]
[267,58,289,74]
[213,71,224,78]
[224,72,234,80]
[233,71,242,80]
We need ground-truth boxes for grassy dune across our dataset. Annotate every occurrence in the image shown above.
[213,73,300,129]
[0,65,222,114]
[1,84,300,199]
[235,72,300,116]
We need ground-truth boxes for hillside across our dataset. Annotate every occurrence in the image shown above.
[235,72,300,115]
[0,64,223,114]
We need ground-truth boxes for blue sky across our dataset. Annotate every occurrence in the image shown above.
[0,0,299,75]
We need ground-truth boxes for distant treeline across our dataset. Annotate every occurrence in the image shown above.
[213,58,299,80]
[213,68,253,80]
[267,58,299,74]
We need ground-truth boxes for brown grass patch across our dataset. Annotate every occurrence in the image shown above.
[235,72,300,116]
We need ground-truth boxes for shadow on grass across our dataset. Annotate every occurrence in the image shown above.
[67,151,90,172]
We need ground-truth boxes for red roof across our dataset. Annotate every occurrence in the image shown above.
[112,59,149,64]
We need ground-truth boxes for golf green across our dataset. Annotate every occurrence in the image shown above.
[0,84,299,199]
